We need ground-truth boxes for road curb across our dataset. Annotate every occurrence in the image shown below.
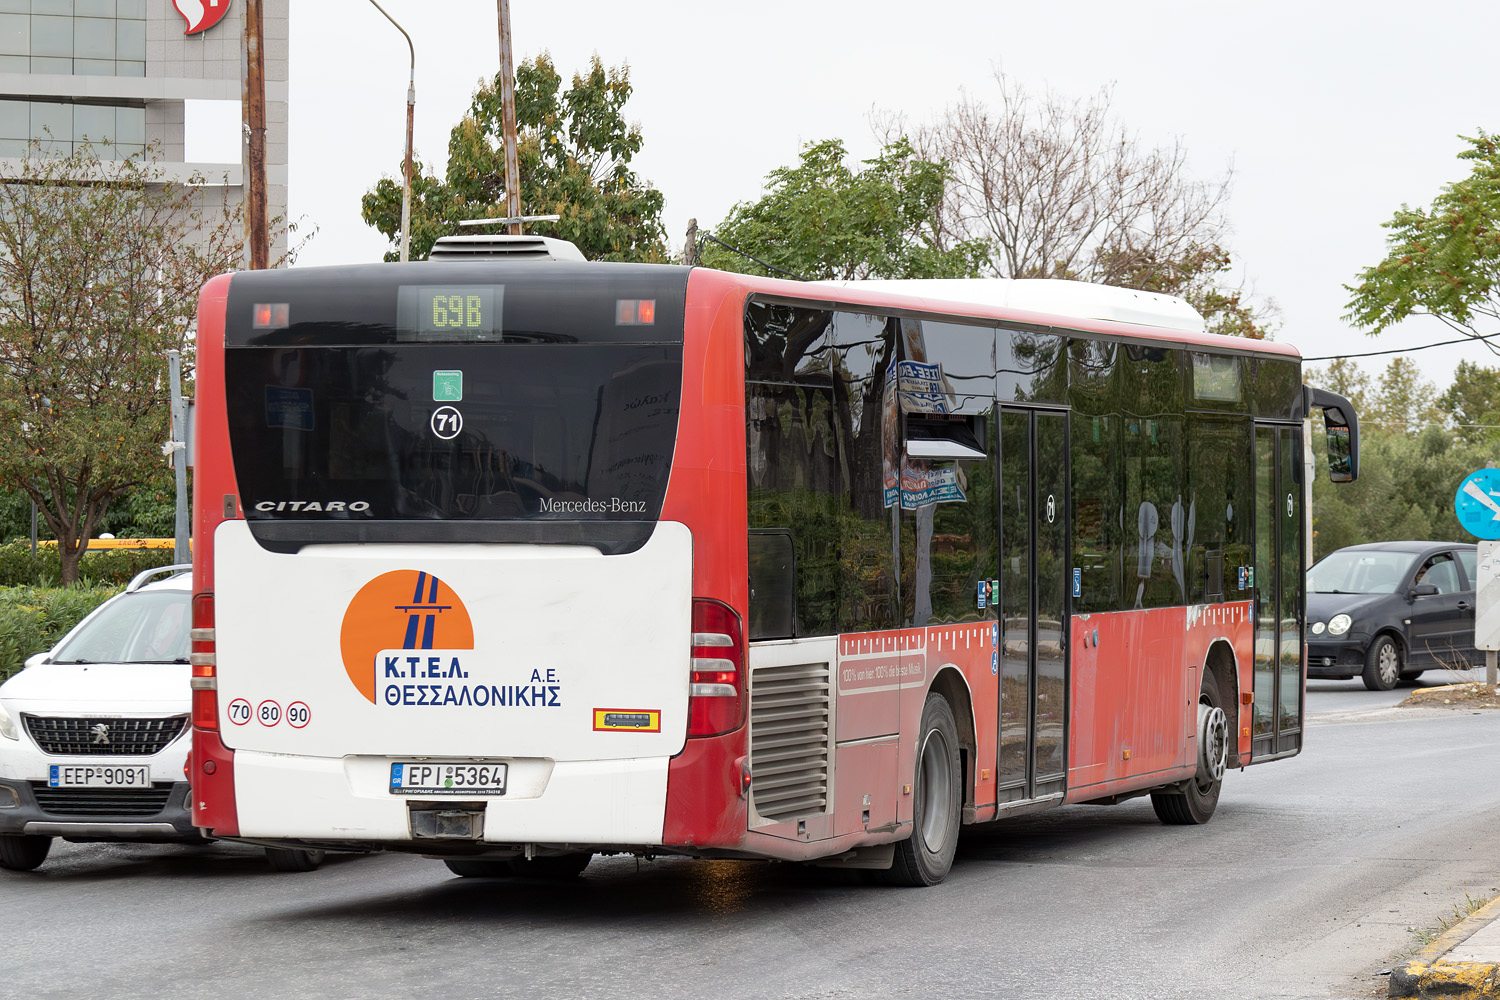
[1390,895,1500,998]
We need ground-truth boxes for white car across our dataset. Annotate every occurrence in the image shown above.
[0,566,321,872]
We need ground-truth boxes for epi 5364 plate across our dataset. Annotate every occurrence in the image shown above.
[388,762,507,795]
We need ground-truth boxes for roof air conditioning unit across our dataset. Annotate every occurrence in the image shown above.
[428,234,587,262]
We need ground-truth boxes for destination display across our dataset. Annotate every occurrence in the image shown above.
[395,285,502,341]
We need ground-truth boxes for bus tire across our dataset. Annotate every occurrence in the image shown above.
[264,847,325,872]
[1362,635,1401,691]
[444,858,514,878]
[1151,669,1227,826]
[506,853,592,880]
[880,693,961,887]
[0,834,52,871]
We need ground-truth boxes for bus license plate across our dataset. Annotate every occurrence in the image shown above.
[389,762,507,796]
[48,764,151,788]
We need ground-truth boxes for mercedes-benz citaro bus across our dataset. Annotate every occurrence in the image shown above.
[188,235,1360,886]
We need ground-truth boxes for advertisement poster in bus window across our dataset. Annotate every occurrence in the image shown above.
[883,360,966,509]
[584,359,679,510]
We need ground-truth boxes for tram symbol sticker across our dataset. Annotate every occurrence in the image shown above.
[340,570,475,704]
[1046,495,1056,523]
[431,405,463,440]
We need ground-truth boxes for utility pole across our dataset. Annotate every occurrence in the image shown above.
[243,0,268,269]
[684,219,697,265]
[497,0,521,235]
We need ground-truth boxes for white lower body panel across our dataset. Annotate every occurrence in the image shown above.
[232,751,670,845]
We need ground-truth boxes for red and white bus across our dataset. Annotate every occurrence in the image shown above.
[188,238,1359,885]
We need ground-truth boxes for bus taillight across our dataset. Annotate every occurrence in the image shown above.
[688,599,744,738]
[190,593,217,731]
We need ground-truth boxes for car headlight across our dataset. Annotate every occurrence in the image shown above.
[1310,621,1326,635]
[1327,614,1353,636]
[0,702,18,741]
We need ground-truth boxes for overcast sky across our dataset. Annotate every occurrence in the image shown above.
[283,1,1500,391]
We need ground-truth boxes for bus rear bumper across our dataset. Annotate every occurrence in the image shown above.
[230,750,668,847]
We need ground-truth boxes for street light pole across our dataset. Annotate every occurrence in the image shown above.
[368,0,415,262]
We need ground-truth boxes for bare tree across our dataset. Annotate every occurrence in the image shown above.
[881,74,1273,336]
[898,74,1229,280]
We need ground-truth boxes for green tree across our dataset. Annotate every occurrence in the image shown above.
[1437,359,1500,443]
[0,143,248,585]
[362,54,666,262]
[1346,131,1500,347]
[1304,356,1371,414]
[1310,425,1491,556]
[700,137,989,280]
[1367,357,1439,435]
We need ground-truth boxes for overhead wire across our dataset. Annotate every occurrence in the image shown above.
[1301,328,1500,361]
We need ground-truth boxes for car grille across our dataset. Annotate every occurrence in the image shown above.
[28,782,175,817]
[22,716,188,756]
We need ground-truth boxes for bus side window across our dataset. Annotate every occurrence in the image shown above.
[748,530,795,640]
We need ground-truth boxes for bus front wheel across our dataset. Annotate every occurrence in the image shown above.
[880,693,962,887]
[1151,669,1226,826]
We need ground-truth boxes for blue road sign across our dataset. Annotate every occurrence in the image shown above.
[1455,469,1500,540]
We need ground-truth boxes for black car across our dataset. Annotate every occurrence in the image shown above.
[1306,541,1479,691]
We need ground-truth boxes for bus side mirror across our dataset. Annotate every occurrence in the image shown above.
[1324,422,1353,483]
[1303,387,1359,483]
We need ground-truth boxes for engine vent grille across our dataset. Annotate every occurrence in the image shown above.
[30,782,175,817]
[750,661,830,822]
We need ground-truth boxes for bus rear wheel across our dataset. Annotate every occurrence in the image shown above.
[507,852,592,880]
[264,847,325,872]
[444,858,514,878]
[880,693,961,887]
[1151,669,1227,826]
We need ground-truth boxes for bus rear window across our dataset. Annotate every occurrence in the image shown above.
[225,343,682,522]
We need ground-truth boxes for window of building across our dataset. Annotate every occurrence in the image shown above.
[0,98,143,158]
[0,3,146,77]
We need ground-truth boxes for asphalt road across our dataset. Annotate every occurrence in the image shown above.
[3,689,1498,1000]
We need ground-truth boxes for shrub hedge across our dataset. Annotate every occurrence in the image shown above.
[0,584,119,681]
[0,540,180,589]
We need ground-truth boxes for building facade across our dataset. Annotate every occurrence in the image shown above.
[0,0,287,259]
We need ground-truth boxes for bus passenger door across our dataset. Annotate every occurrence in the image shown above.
[997,407,1069,802]
[1252,424,1303,760]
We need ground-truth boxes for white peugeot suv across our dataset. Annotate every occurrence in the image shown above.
[0,565,321,872]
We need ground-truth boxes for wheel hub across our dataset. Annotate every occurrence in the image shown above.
[1198,702,1228,783]
[917,728,953,853]
[1379,643,1399,685]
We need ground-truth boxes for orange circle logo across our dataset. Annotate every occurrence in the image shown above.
[340,571,474,703]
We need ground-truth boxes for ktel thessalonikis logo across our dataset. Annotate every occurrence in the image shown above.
[338,570,561,709]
